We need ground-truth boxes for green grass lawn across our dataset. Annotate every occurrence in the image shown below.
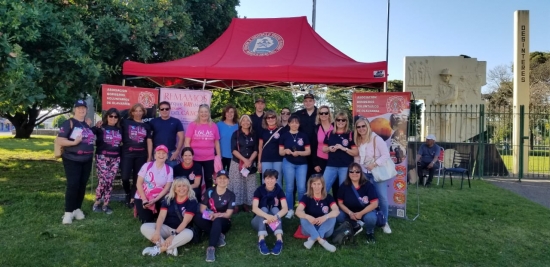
[1,136,550,267]
[501,155,550,174]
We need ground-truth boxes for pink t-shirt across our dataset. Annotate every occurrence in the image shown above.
[185,122,220,161]
[135,162,174,199]
[316,124,334,159]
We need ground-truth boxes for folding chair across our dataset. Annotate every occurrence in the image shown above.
[442,151,472,189]
[420,147,445,186]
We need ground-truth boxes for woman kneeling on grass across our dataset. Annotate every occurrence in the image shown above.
[135,145,174,223]
[193,170,235,263]
[251,169,288,255]
[141,178,198,256]
[295,175,340,252]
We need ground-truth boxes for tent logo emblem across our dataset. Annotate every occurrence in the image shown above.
[243,32,284,56]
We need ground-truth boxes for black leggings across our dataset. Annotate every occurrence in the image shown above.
[196,160,215,190]
[193,216,231,247]
[134,198,162,223]
[120,156,147,198]
[62,158,93,212]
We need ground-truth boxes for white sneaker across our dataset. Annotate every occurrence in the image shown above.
[167,248,178,256]
[73,209,85,220]
[142,246,161,256]
[285,210,294,219]
[62,212,73,225]
[382,223,392,234]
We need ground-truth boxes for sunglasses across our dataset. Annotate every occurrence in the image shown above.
[108,115,119,118]
[356,124,367,129]
[336,119,347,122]
[281,112,290,115]
[266,116,276,120]
[319,112,329,116]
[348,170,361,174]
[199,104,209,107]
[159,108,170,111]
[310,173,323,178]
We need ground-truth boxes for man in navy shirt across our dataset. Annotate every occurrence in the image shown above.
[250,98,265,137]
[416,134,441,186]
[293,93,318,179]
[149,101,184,167]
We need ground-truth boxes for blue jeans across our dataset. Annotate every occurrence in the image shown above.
[336,210,377,234]
[366,173,388,224]
[323,166,348,194]
[300,217,336,241]
[282,159,307,209]
[261,161,283,187]
[251,207,283,236]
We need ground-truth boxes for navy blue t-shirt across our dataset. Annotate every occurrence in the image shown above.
[201,189,236,213]
[149,117,184,151]
[91,125,122,157]
[231,130,258,163]
[324,131,356,167]
[173,162,203,198]
[337,182,379,213]
[250,112,264,139]
[278,131,310,165]
[58,118,95,162]
[121,119,152,158]
[253,184,286,209]
[259,127,285,162]
[160,197,198,229]
[299,194,336,218]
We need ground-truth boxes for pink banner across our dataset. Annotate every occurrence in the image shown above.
[159,88,212,130]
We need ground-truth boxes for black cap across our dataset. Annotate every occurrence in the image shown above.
[216,170,229,178]
[255,98,265,103]
[74,99,87,108]
[303,93,314,100]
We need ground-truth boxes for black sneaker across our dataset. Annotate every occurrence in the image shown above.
[366,233,376,244]
[102,205,113,215]
[92,204,102,213]
[125,194,134,209]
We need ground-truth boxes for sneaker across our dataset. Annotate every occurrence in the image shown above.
[382,223,392,234]
[205,246,216,262]
[366,233,376,244]
[102,205,113,215]
[320,240,336,252]
[285,209,294,219]
[258,240,270,255]
[167,248,178,256]
[142,246,161,256]
[217,233,226,247]
[271,240,283,255]
[353,224,363,236]
[62,212,73,225]
[303,239,315,249]
[125,194,133,209]
[92,204,102,213]
[73,209,85,220]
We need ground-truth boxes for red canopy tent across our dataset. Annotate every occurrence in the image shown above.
[123,16,387,90]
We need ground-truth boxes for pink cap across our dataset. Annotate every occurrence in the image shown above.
[155,145,169,153]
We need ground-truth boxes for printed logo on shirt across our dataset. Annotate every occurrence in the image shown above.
[145,172,157,189]
[129,125,147,143]
[361,196,369,204]
[297,138,304,146]
[274,197,279,207]
[322,206,329,214]
[180,206,186,216]
[193,129,215,141]
[231,202,236,207]
[81,128,95,145]
[221,199,227,206]
[342,139,349,147]
[189,173,195,181]
[104,129,122,147]
[60,128,65,133]
[274,132,280,139]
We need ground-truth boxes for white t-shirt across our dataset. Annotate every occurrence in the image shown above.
[134,162,174,199]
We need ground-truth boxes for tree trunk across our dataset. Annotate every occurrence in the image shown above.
[6,106,41,139]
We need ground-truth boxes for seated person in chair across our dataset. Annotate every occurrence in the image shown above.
[416,134,441,186]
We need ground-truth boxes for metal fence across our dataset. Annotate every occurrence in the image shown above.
[410,104,550,180]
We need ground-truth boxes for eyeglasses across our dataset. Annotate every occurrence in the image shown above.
[356,124,367,129]
[108,115,119,118]
[348,170,361,174]
[319,112,329,116]
[159,108,170,111]
[281,112,290,115]
[336,119,347,122]
[266,116,276,120]
[199,104,209,107]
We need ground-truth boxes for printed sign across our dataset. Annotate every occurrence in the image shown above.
[101,84,159,121]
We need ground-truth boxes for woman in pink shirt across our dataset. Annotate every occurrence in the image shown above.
[312,105,334,175]
[184,104,221,190]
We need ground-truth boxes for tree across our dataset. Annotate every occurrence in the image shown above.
[53,115,68,129]
[210,88,295,120]
[0,0,239,138]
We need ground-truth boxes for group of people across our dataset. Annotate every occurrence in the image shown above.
[57,94,396,262]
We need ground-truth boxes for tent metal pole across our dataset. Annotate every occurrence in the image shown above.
[383,0,390,92]
[312,0,317,30]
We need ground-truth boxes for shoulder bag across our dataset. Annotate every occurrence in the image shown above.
[54,119,74,158]
[350,184,386,227]
[370,135,397,182]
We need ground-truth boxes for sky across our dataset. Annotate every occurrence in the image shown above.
[236,0,550,92]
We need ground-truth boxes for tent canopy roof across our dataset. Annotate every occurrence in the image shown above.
[123,16,387,89]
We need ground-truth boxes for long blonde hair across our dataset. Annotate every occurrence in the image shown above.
[332,111,350,134]
[354,117,373,145]
[305,175,328,199]
[315,105,333,125]
[164,178,196,205]
[194,104,213,126]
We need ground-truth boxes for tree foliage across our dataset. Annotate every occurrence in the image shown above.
[0,0,239,138]
[210,88,295,120]
[52,115,67,128]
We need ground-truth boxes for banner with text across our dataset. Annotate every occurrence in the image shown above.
[159,88,212,130]
[101,84,159,122]
[352,92,411,219]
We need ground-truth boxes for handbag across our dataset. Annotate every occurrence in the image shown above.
[54,119,74,158]
[351,184,386,228]
[370,135,397,182]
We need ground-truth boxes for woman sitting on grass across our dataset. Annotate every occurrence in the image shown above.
[251,169,288,255]
[193,170,236,263]
[141,178,198,256]
[295,175,340,252]
[135,145,174,223]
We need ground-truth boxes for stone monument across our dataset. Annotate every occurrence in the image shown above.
[403,56,486,142]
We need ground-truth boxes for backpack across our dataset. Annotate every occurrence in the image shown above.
[54,119,74,158]
[331,221,355,245]
[145,162,171,175]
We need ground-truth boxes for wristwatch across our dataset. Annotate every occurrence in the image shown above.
[276,214,280,219]
[171,230,177,236]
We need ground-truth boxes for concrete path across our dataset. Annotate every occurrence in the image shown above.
[486,178,550,209]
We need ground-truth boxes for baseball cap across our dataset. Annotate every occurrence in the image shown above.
[216,170,229,178]
[255,98,265,103]
[74,100,87,108]
[303,93,314,100]
[155,145,169,153]
[426,134,436,141]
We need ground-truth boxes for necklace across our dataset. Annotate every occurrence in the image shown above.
[217,190,225,201]
[314,196,322,206]
[291,132,298,142]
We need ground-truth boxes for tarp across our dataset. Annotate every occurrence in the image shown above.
[123,16,387,89]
